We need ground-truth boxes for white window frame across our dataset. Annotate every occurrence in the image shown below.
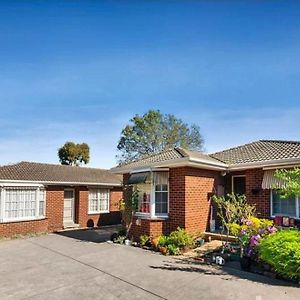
[270,190,299,219]
[134,171,169,219]
[88,188,110,214]
[232,175,246,194]
[153,183,169,217]
[0,184,46,223]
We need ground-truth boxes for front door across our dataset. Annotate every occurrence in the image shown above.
[64,189,75,225]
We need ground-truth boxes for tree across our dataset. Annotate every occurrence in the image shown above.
[117,110,204,162]
[274,168,300,198]
[120,187,139,238]
[58,142,90,166]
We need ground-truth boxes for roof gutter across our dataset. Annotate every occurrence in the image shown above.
[111,156,227,174]
[0,179,122,187]
[228,158,300,171]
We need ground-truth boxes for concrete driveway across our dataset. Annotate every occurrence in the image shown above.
[0,228,298,300]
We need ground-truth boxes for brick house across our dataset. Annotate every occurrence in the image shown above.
[0,161,123,237]
[111,140,300,240]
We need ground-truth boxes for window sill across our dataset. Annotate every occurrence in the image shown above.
[88,211,110,215]
[271,215,299,220]
[0,217,47,224]
[134,213,169,221]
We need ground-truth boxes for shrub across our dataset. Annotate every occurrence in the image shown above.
[228,217,277,258]
[139,235,150,246]
[167,244,180,255]
[168,227,194,249]
[259,230,300,281]
[114,235,126,244]
[158,235,169,247]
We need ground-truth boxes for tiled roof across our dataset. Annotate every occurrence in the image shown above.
[0,161,122,185]
[111,148,225,172]
[210,140,300,165]
[114,149,184,171]
[112,140,300,173]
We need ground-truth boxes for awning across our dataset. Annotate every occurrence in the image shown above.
[127,172,150,185]
[262,170,286,189]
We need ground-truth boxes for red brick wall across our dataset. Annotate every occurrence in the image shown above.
[168,168,186,231]
[245,169,270,218]
[130,217,170,240]
[0,218,48,238]
[46,186,64,231]
[226,169,271,218]
[184,167,220,234]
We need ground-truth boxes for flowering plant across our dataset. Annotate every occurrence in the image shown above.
[229,217,277,258]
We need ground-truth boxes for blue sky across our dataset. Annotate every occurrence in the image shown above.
[1,0,300,168]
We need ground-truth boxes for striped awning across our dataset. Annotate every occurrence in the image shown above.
[261,170,286,189]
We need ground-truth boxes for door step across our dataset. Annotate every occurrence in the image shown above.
[63,223,80,229]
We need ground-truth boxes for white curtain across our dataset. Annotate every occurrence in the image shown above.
[153,172,169,185]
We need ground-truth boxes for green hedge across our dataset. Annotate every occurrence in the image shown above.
[259,230,300,281]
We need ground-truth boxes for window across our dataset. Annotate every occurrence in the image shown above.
[232,176,246,195]
[88,189,110,213]
[155,184,168,215]
[271,190,298,218]
[136,183,151,214]
[0,186,45,222]
[131,171,169,218]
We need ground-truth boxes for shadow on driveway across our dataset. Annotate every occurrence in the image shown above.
[56,225,123,243]
[150,257,300,288]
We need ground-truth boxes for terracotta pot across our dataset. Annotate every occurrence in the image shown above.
[159,246,167,255]
[151,237,159,249]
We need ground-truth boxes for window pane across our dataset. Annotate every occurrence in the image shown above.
[88,189,98,212]
[161,184,168,191]
[155,190,168,215]
[136,183,151,213]
[272,191,296,217]
[39,189,46,216]
[64,190,74,199]
[99,189,109,211]
[5,188,37,219]
[155,184,168,192]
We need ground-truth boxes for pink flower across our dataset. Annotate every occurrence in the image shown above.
[249,235,260,247]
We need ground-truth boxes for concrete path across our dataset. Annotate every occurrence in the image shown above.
[0,229,298,300]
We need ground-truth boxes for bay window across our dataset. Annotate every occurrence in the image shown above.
[0,186,46,222]
[271,190,299,218]
[88,189,110,214]
[130,171,169,218]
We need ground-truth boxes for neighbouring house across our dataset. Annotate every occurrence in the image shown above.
[0,161,123,237]
[111,140,300,240]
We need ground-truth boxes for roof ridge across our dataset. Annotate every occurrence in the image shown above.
[173,147,190,158]
[259,139,300,144]
[16,161,110,172]
[118,148,182,167]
